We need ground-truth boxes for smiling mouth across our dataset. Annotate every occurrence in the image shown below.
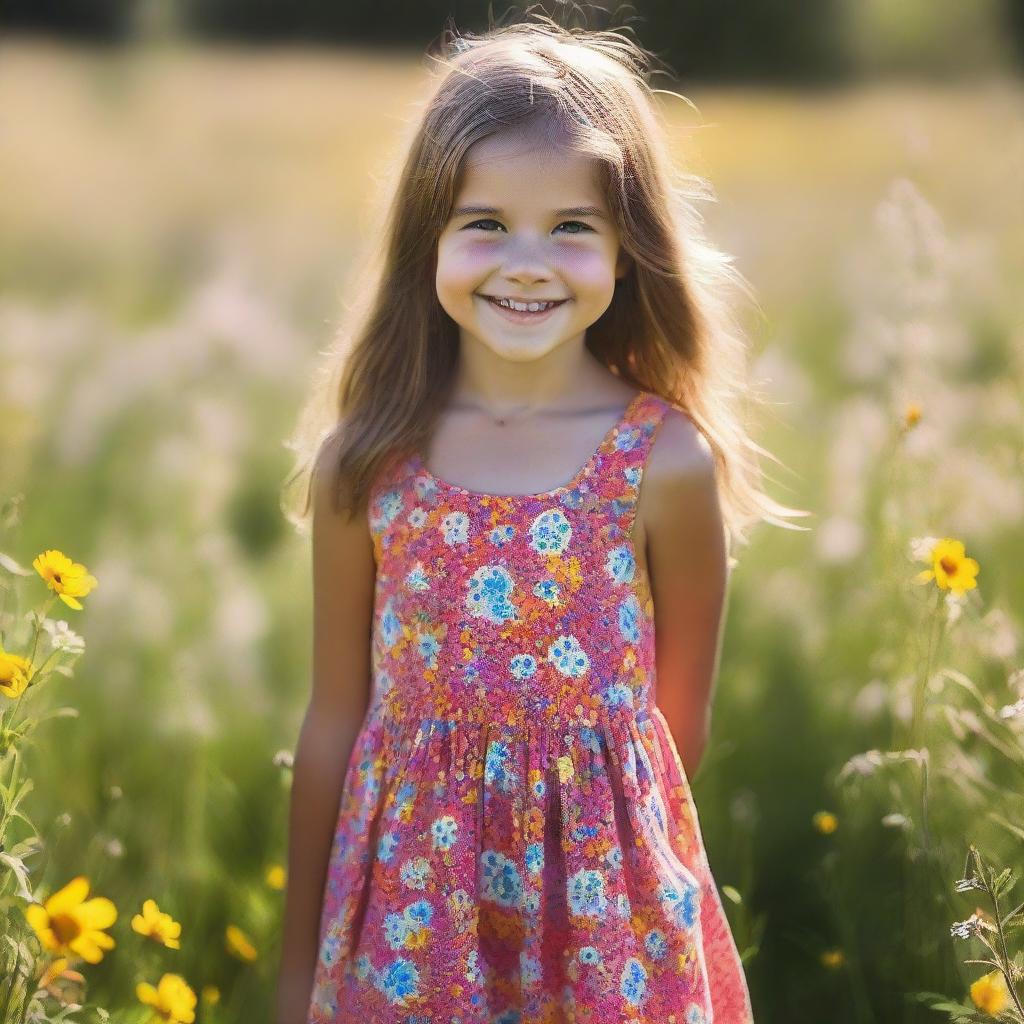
[479,295,570,321]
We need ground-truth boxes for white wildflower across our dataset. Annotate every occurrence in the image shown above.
[41,618,86,655]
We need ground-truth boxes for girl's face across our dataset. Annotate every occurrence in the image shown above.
[435,129,630,362]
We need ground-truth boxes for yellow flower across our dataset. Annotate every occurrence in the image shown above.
[970,970,1011,1015]
[0,645,33,699]
[23,875,117,964]
[136,972,197,1023]
[820,948,845,969]
[32,550,98,610]
[556,755,574,784]
[264,864,286,890]
[225,923,258,961]
[914,538,979,597]
[813,811,838,834]
[904,402,922,429]
[131,898,182,949]
[201,985,220,1005]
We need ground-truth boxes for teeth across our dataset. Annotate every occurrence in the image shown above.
[495,297,557,312]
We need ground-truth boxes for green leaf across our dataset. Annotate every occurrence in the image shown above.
[0,851,34,901]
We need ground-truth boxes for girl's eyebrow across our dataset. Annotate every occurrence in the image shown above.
[452,204,607,220]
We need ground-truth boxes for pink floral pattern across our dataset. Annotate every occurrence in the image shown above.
[308,391,755,1023]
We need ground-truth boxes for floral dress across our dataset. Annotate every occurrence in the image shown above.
[307,390,755,1024]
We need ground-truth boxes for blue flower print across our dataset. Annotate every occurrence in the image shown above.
[686,1005,708,1024]
[489,524,515,547]
[484,739,517,792]
[384,899,434,950]
[405,898,433,926]
[466,948,484,986]
[377,831,398,862]
[618,593,641,643]
[372,489,404,531]
[480,849,523,908]
[620,956,647,1006]
[520,953,542,987]
[605,544,636,584]
[567,868,607,917]
[440,510,470,546]
[405,562,430,591]
[354,953,374,981]
[466,565,519,624]
[533,578,561,605]
[523,890,541,914]
[617,892,632,918]
[430,814,458,850]
[416,630,441,670]
[406,506,428,530]
[399,856,431,890]
[509,653,537,679]
[605,846,623,871]
[645,929,669,960]
[579,946,602,965]
[412,474,440,502]
[613,425,643,454]
[528,508,572,555]
[547,634,590,677]
[379,597,402,649]
[318,920,346,968]
[604,682,635,709]
[525,842,544,874]
[624,464,642,488]
[376,957,420,1005]
[579,725,602,754]
[661,879,701,930]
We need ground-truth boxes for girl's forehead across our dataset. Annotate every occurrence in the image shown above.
[457,134,604,195]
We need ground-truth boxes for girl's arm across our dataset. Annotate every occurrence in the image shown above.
[642,410,729,782]
[275,446,376,1024]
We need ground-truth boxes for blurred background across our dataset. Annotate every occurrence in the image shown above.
[1,2,1022,1022]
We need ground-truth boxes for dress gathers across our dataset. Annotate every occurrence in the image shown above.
[307,390,755,1024]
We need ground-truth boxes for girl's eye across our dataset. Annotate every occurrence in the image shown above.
[463,219,592,235]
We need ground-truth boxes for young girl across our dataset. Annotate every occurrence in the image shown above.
[276,15,804,1024]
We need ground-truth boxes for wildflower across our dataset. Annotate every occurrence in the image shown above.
[912,537,979,597]
[132,899,182,949]
[0,645,33,699]
[23,875,117,963]
[36,957,86,1005]
[201,985,220,1005]
[881,813,909,829]
[41,618,85,655]
[812,811,838,834]
[272,749,294,769]
[954,875,986,893]
[903,402,922,429]
[997,697,1024,720]
[225,923,258,961]
[265,864,286,890]
[951,910,997,939]
[969,970,1010,1015]
[136,973,197,1024]
[32,550,98,610]
[820,948,844,969]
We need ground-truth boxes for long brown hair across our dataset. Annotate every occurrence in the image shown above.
[281,13,810,556]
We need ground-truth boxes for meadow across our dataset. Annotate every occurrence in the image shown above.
[1,37,1022,1023]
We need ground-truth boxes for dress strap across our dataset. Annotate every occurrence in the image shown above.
[592,390,672,539]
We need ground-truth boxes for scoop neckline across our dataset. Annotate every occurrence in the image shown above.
[410,390,651,500]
